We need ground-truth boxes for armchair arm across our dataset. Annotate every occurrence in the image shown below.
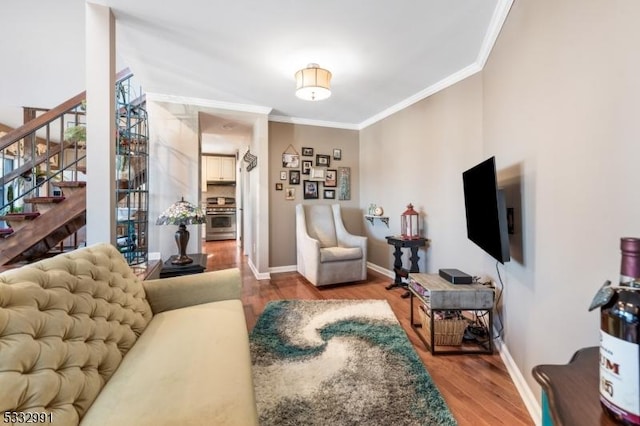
[143,268,241,315]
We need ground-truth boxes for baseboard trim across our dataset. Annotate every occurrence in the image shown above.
[248,258,271,280]
[495,337,541,425]
[367,262,394,279]
[269,265,297,274]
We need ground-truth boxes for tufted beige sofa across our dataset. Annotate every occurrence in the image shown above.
[0,243,258,425]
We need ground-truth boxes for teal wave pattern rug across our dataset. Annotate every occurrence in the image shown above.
[250,299,457,426]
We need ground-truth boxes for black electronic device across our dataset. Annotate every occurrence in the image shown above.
[462,156,511,264]
[439,268,473,284]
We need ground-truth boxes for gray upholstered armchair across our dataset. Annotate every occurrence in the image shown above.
[296,203,367,286]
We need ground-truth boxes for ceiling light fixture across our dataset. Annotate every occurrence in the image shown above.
[295,63,332,101]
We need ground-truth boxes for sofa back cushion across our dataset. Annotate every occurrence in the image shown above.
[0,243,153,425]
[304,204,338,248]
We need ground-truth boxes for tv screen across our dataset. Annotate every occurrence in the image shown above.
[462,156,510,264]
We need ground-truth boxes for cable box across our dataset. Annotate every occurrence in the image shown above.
[438,268,472,284]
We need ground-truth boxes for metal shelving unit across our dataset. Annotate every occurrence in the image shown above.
[115,77,148,265]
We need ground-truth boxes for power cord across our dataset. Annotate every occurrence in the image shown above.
[492,260,505,340]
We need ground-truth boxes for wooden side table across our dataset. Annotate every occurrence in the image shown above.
[159,253,208,278]
[408,273,494,355]
[532,347,617,426]
[385,236,427,298]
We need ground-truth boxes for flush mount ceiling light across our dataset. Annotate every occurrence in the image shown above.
[295,63,332,101]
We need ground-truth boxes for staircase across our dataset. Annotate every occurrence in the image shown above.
[0,69,147,267]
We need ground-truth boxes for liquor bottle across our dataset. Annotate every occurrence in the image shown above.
[598,238,640,425]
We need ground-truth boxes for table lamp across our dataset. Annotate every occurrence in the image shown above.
[156,197,205,265]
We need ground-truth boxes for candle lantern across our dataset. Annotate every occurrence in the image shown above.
[401,203,420,240]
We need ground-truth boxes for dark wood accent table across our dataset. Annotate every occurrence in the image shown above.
[532,347,617,426]
[159,253,207,278]
[385,236,427,298]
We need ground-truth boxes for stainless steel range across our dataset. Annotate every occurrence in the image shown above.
[205,197,237,241]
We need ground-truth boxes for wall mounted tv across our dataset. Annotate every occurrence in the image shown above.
[462,156,510,264]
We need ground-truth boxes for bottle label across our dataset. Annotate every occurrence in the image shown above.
[600,331,640,423]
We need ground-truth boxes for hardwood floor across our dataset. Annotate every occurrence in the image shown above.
[203,240,535,426]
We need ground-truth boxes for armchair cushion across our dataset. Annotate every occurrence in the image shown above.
[320,247,363,263]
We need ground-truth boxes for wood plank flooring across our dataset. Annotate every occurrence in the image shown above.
[203,240,535,426]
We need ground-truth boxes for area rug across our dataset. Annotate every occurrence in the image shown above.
[249,299,457,426]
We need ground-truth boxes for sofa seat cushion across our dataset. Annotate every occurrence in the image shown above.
[79,299,258,426]
[320,246,363,263]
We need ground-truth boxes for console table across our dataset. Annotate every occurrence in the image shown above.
[408,273,494,355]
[385,236,427,298]
[159,253,208,278]
[532,347,617,426]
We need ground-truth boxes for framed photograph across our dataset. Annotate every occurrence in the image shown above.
[333,148,342,161]
[280,171,287,180]
[282,153,300,168]
[310,167,326,181]
[302,147,314,157]
[302,160,312,175]
[303,180,319,199]
[275,183,283,191]
[289,170,300,185]
[323,189,335,199]
[325,169,337,187]
[316,154,330,167]
[285,187,295,200]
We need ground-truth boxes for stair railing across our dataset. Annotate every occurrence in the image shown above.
[0,68,133,217]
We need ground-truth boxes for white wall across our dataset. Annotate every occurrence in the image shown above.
[146,100,202,260]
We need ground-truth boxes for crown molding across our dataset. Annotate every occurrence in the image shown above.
[269,114,359,130]
[357,0,513,130]
[477,0,514,68]
[146,92,273,115]
[357,63,482,130]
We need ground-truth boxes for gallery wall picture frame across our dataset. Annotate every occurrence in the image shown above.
[302,147,314,157]
[316,154,330,167]
[333,148,342,160]
[289,170,301,185]
[309,167,326,181]
[325,169,337,187]
[323,189,336,199]
[282,153,300,168]
[280,171,287,180]
[275,183,283,190]
[285,187,295,200]
[302,160,312,175]
[303,180,319,199]
[337,167,351,200]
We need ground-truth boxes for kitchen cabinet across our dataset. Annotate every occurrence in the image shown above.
[202,155,236,185]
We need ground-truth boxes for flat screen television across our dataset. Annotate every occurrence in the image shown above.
[462,156,510,264]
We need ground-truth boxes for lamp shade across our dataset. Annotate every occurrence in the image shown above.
[295,63,332,101]
[156,198,205,265]
[156,197,205,226]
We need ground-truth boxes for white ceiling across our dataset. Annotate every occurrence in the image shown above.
[1,0,511,131]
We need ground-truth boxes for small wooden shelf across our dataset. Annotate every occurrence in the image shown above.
[364,214,389,227]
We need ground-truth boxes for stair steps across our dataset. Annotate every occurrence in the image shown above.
[24,196,66,214]
[0,212,41,231]
[0,186,86,265]
[0,228,14,238]
[53,181,87,195]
